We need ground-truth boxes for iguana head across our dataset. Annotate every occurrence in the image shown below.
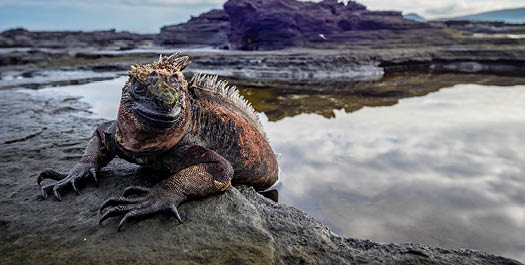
[116,52,192,153]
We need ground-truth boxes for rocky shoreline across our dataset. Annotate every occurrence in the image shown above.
[1,0,524,262]
[2,43,525,90]
[0,89,521,264]
[1,0,525,86]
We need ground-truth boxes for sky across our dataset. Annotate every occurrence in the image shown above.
[0,0,524,33]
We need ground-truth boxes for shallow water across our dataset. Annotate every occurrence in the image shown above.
[23,74,525,262]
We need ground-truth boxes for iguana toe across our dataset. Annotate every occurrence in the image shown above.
[39,163,97,200]
[99,195,148,213]
[38,168,67,186]
[114,203,182,232]
[121,185,150,197]
[99,186,184,231]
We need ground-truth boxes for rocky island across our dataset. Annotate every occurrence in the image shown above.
[1,0,524,264]
[157,0,450,50]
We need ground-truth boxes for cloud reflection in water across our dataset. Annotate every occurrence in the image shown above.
[32,77,525,262]
[262,84,525,262]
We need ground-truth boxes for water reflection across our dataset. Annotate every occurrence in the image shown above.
[239,72,525,121]
[260,83,525,263]
[22,77,125,120]
[25,73,525,262]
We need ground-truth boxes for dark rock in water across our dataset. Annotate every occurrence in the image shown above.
[156,9,231,49]
[0,84,521,264]
[0,28,154,49]
[224,0,442,50]
[156,0,450,50]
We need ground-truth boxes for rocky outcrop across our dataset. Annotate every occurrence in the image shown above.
[156,9,230,49]
[3,44,525,89]
[223,0,445,50]
[155,0,453,50]
[0,28,154,49]
[0,75,522,265]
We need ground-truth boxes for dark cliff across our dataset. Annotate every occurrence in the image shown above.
[224,0,442,50]
[156,0,453,50]
[155,9,230,48]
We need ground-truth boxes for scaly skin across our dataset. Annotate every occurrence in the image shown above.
[38,53,278,231]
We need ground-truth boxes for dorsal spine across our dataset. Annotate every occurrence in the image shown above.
[190,73,267,139]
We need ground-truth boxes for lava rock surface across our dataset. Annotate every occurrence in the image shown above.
[0,86,522,265]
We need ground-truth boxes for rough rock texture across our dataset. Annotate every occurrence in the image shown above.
[156,0,454,50]
[156,9,230,48]
[223,0,447,50]
[0,28,154,49]
[0,84,522,264]
[2,44,525,90]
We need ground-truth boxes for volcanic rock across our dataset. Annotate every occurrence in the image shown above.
[0,77,522,265]
[156,0,453,50]
[0,28,154,49]
[156,9,230,48]
[223,0,438,50]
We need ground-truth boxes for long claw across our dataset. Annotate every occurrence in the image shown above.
[100,196,146,213]
[99,207,125,225]
[117,211,134,232]
[41,184,51,199]
[116,206,160,232]
[89,168,98,186]
[53,189,62,201]
[167,204,182,224]
[71,179,79,195]
[37,175,44,187]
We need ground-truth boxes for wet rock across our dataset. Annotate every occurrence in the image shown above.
[0,84,521,265]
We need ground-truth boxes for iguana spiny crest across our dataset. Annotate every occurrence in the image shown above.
[38,52,278,231]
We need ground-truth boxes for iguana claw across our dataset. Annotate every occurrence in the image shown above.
[99,186,183,231]
[99,195,148,213]
[38,162,97,200]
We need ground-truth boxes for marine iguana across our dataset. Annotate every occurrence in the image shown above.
[38,52,279,230]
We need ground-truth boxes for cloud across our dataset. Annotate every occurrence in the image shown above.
[424,3,470,16]
[0,0,223,32]
[355,0,525,19]
[264,84,525,261]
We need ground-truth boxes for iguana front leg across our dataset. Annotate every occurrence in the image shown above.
[39,121,116,200]
[99,145,233,231]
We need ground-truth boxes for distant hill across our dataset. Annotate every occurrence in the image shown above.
[439,7,525,23]
[404,13,426,22]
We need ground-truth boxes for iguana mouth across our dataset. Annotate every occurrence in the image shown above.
[132,103,180,128]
